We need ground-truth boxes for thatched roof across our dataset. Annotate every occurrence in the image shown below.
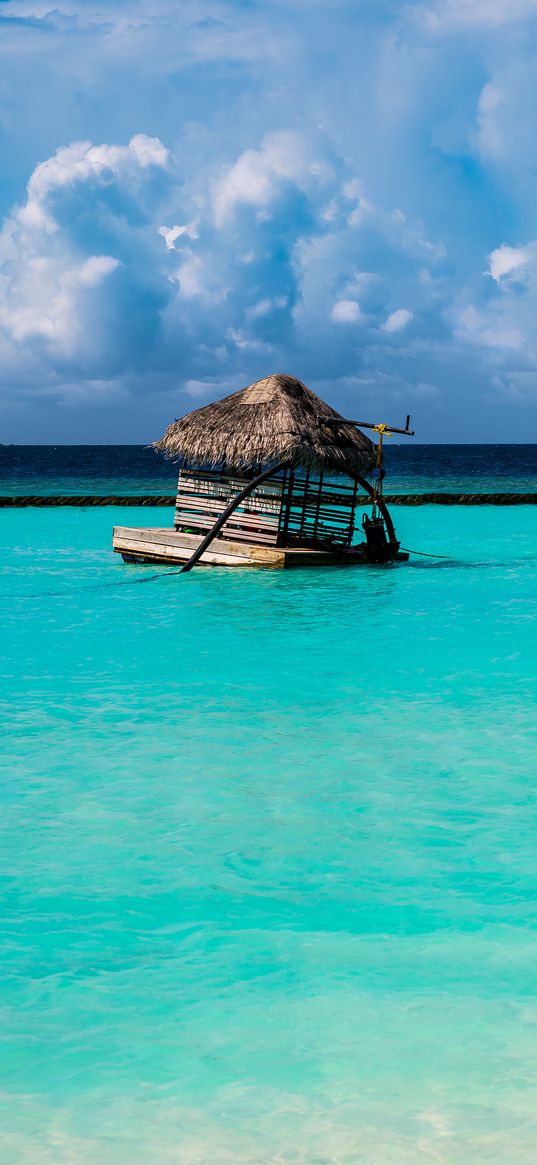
[154,373,375,476]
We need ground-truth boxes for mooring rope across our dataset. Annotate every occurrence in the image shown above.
[400,547,453,559]
[0,570,187,602]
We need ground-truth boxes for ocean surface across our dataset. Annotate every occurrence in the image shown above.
[1,451,537,1164]
[2,442,537,495]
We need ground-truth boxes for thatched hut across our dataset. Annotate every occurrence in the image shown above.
[113,373,405,569]
[154,372,375,477]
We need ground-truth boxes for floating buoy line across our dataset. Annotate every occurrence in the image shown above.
[2,493,536,507]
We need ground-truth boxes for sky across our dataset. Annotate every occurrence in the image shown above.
[1,0,537,443]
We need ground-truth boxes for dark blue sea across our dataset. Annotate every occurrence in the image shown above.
[1,443,536,494]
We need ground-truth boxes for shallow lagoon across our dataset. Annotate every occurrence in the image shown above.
[2,505,537,1163]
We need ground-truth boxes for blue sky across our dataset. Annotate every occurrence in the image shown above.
[1,0,537,442]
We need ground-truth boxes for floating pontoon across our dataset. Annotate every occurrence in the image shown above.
[112,374,410,570]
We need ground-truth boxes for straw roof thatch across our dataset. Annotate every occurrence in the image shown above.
[154,374,375,476]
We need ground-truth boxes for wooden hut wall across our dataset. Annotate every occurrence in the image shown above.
[175,468,285,545]
[277,470,359,548]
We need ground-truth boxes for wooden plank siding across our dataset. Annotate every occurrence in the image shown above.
[174,468,284,545]
[279,470,358,547]
[173,466,360,551]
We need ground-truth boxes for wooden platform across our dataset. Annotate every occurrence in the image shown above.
[112,526,371,568]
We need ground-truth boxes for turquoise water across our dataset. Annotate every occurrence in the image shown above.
[2,505,537,1164]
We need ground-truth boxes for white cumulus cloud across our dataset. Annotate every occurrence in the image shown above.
[0,133,169,369]
[158,223,198,251]
[213,131,314,226]
[331,299,362,323]
[487,243,530,282]
[247,296,288,319]
[382,308,413,332]
[18,134,168,234]
[0,254,120,349]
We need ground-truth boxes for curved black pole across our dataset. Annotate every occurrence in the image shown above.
[348,472,399,551]
[180,460,292,573]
